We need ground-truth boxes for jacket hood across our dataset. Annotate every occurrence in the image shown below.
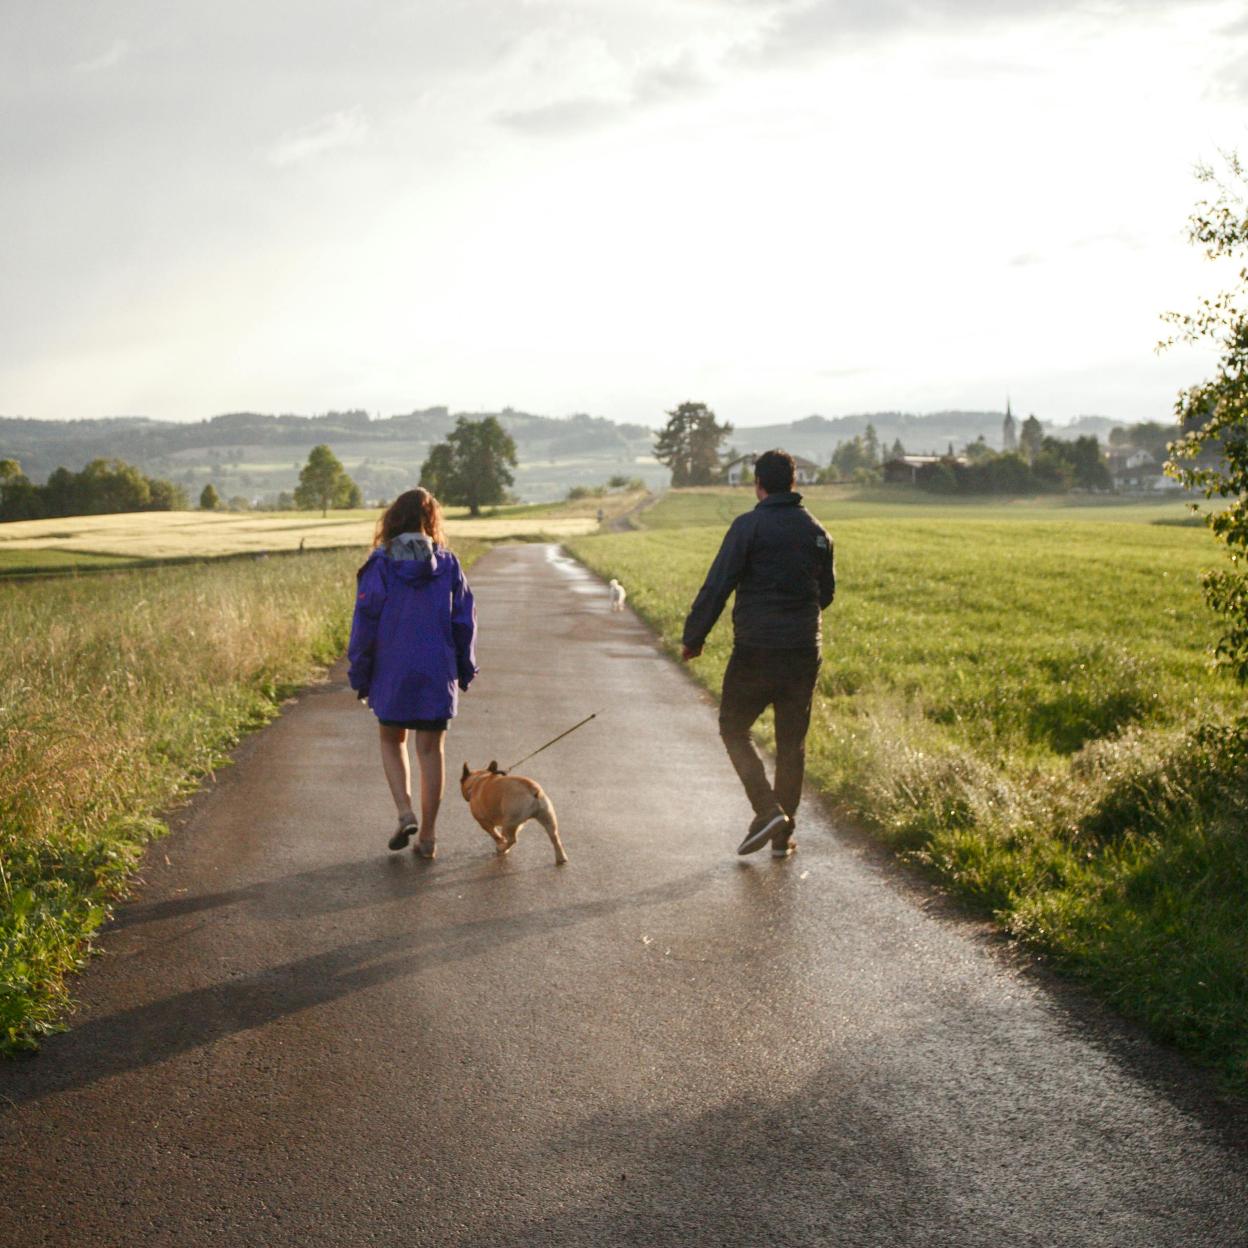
[379,532,446,584]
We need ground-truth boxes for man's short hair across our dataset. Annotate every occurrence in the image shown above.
[754,449,796,494]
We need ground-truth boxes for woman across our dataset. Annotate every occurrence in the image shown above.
[348,488,477,858]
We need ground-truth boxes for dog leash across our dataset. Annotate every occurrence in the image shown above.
[503,712,598,774]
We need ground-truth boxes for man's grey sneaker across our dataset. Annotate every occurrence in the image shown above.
[388,814,418,852]
[738,809,789,856]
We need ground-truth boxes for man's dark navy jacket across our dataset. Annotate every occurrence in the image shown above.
[682,491,835,653]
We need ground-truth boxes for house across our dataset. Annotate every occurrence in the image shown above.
[882,455,965,485]
[723,453,820,486]
[723,454,755,486]
[1107,448,1178,492]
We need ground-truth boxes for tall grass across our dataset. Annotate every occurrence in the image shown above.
[567,506,1248,1092]
[0,541,481,1053]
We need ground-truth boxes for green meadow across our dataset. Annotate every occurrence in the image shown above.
[568,488,1248,1092]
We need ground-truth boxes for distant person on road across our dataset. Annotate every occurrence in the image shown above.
[681,450,835,858]
[349,487,478,859]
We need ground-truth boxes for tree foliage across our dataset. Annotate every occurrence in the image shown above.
[1019,414,1044,462]
[1164,152,1248,681]
[654,401,733,487]
[820,434,880,481]
[199,483,221,511]
[904,435,1110,496]
[0,457,186,522]
[294,444,358,517]
[419,416,518,515]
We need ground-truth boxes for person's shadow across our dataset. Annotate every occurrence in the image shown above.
[2,867,716,1108]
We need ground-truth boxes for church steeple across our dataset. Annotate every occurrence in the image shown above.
[1003,396,1018,452]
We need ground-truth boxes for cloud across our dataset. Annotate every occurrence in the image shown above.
[1073,228,1144,252]
[73,38,129,74]
[496,49,712,136]
[633,51,710,104]
[268,108,370,167]
[1009,251,1043,267]
[495,95,628,135]
[738,0,1208,65]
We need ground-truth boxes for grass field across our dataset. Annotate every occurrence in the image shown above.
[0,492,648,574]
[0,537,485,1053]
[568,488,1248,1092]
[640,484,1198,529]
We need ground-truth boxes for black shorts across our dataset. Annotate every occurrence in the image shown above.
[378,717,448,732]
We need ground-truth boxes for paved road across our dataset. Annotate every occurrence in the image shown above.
[3,543,1245,1247]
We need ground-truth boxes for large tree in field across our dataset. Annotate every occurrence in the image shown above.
[420,416,518,516]
[1164,153,1248,681]
[654,401,733,486]
[295,444,358,517]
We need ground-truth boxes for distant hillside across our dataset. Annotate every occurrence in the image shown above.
[0,408,662,504]
[0,406,1127,502]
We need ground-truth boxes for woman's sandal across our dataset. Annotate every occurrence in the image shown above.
[414,836,437,860]
[388,814,418,852]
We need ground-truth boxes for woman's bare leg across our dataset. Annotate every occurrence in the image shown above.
[412,729,446,847]
[378,724,414,820]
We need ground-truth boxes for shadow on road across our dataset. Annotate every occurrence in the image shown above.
[2,869,717,1109]
[109,852,516,930]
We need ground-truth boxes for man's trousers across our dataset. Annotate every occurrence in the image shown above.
[717,645,821,820]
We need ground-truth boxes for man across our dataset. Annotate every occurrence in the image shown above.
[681,450,835,857]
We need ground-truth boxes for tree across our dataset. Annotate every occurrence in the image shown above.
[1065,435,1111,491]
[1019,415,1044,462]
[654,401,733,486]
[419,442,457,500]
[294,444,358,517]
[964,435,994,463]
[71,458,152,514]
[200,483,221,510]
[1164,152,1248,680]
[863,423,880,466]
[0,458,39,522]
[829,435,873,479]
[420,416,518,515]
[147,478,189,510]
[889,438,906,460]
[335,477,363,509]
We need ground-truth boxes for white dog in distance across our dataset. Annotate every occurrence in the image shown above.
[608,578,627,612]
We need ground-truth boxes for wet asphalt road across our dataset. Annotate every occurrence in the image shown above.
[2,542,1246,1247]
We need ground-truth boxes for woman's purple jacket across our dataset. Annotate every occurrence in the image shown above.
[347,533,478,723]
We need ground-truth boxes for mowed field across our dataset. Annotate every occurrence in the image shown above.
[0,491,647,575]
[567,487,1248,1091]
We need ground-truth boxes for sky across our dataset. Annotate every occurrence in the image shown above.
[2,0,1246,429]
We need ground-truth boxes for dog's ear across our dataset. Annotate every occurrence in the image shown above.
[461,762,471,780]
[488,759,499,773]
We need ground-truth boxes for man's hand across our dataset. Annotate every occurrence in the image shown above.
[681,643,702,662]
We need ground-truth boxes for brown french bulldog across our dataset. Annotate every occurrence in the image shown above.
[459,762,568,865]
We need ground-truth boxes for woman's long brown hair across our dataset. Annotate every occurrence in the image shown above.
[373,487,447,550]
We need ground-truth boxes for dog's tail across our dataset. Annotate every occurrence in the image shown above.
[534,791,558,836]
[534,791,568,865]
